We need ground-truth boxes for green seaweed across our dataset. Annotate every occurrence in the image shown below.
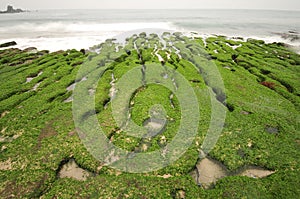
[0,34,299,198]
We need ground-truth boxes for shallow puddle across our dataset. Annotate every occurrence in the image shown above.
[194,157,228,188]
[26,71,43,83]
[66,83,76,91]
[58,159,92,181]
[33,82,41,91]
[142,108,167,138]
[237,166,275,178]
[63,96,73,103]
[192,157,276,188]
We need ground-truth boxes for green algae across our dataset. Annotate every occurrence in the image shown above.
[0,33,299,198]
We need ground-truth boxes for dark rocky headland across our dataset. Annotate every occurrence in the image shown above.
[0,5,25,14]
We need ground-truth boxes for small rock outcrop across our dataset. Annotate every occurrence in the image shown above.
[273,31,300,42]
[0,5,25,14]
[0,41,17,48]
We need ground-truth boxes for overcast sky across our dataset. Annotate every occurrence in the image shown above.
[1,0,300,10]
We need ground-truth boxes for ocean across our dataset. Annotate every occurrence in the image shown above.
[0,9,299,52]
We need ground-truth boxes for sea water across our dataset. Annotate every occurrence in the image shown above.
[0,9,299,51]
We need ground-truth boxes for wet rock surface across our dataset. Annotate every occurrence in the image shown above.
[0,41,17,48]
[274,31,300,42]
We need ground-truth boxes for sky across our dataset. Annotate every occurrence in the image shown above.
[1,0,300,11]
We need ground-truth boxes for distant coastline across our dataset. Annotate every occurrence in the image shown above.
[0,5,27,14]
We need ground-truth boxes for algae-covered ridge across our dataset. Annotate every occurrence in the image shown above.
[0,32,299,198]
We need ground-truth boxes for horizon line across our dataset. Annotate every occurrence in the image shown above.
[21,8,300,12]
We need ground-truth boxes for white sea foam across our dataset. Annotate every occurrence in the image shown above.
[0,22,176,51]
[185,32,300,54]
[240,35,300,54]
[1,29,299,54]
[0,22,174,35]
[0,36,110,52]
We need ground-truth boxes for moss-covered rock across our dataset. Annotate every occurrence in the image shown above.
[0,34,299,198]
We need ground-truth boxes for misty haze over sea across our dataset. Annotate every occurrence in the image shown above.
[0,9,299,51]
